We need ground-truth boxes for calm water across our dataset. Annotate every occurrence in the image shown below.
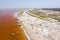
[0,9,27,40]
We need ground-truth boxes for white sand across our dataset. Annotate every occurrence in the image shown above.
[14,11,60,40]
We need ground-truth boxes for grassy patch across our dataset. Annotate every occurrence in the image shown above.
[54,18,60,22]
[27,11,47,19]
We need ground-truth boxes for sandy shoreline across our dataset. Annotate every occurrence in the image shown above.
[14,10,60,40]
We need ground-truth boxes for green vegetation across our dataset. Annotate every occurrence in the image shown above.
[48,13,60,21]
[27,9,60,22]
[27,11,47,19]
[28,10,44,16]
[54,18,60,22]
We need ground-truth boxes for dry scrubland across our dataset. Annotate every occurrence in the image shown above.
[28,9,60,21]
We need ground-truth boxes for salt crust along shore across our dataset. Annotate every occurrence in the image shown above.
[14,11,60,40]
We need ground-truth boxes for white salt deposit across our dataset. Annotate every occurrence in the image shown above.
[14,10,60,40]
